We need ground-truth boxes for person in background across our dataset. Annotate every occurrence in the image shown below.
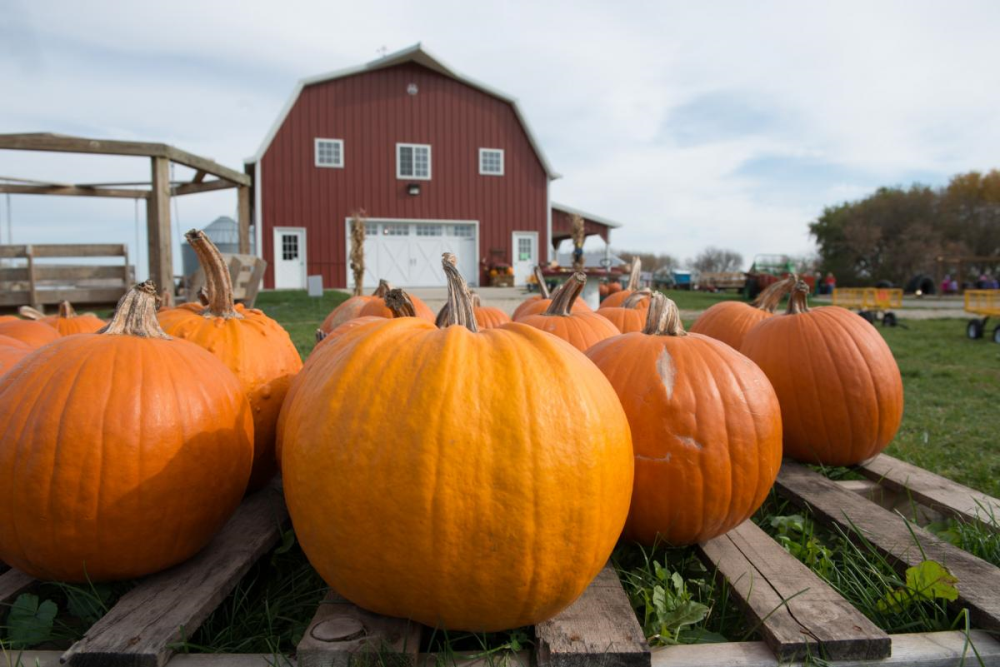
[823,272,836,295]
[950,276,959,294]
[941,274,952,295]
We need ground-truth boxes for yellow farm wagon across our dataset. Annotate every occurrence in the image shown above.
[964,289,1000,343]
[832,287,903,327]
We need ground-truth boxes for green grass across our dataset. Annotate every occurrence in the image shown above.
[255,289,350,359]
[656,289,745,310]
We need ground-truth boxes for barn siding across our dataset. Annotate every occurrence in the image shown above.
[259,63,549,288]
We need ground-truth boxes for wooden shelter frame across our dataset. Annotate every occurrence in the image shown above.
[0,133,252,292]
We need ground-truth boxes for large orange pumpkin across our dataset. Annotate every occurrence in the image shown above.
[0,319,61,348]
[47,301,106,336]
[741,282,904,466]
[319,280,392,334]
[279,253,634,631]
[520,273,620,352]
[600,258,643,309]
[596,290,652,333]
[588,294,782,545]
[0,281,253,582]
[0,335,31,376]
[159,230,303,491]
[689,275,795,349]
[312,289,418,355]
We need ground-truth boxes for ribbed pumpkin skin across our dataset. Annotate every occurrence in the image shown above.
[512,297,589,321]
[474,305,511,329]
[0,335,253,582]
[320,296,376,333]
[312,316,385,356]
[0,316,19,324]
[359,294,435,321]
[599,289,643,309]
[596,307,646,333]
[159,308,303,491]
[588,332,782,545]
[51,314,106,336]
[519,311,620,352]
[280,319,634,631]
[689,302,772,350]
[0,321,61,348]
[741,306,903,466]
[0,335,31,376]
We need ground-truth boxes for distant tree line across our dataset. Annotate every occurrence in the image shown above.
[616,247,745,274]
[810,170,1000,286]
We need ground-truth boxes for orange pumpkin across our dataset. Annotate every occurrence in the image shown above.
[0,335,31,376]
[596,290,652,333]
[689,275,795,349]
[159,230,303,491]
[17,306,54,324]
[312,289,418,356]
[0,281,253,582]
[512,274,593,321]
[279,253,633,631]
[47,301,106,336]
[520,273,620,352]
[599,259,642,309]
[0,319,61,348]
[358,287,435,322]
[588,294,783,546]
[0,315,21,324]
[319,280,392,334]
[740,282,904,466]
[436,292,511,330]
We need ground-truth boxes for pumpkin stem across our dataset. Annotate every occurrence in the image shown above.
[57,301,77,319]
[373,279,392,298]
[753,274,797,313]
[786,281,812,315]
[439,253,478,332]
[384,289,418,318]
[543,272,586,316]
[533,266,550,299]
[100,281,171,339]
[626,257,642,291]
[622,289,651,309]
[185,229,242,320]
[18,305,46,320]
[642,292,687,336]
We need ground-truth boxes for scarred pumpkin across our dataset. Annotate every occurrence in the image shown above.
[689,275,796,349]
[596,290,652,333]
[599,258,642,309]
[519,273,620,351]
[0,281,253,582]
[740,282,904,466]
[279,254,633,631]
[588,294,783,545]
[159,230,303,491]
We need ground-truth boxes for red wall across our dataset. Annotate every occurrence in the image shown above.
[258,62,549,288]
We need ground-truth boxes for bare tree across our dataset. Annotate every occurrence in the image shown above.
[616,250,680,273]
[692,247,744,274]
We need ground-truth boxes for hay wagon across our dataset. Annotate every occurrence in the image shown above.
[964,289,1000,343]
[832,287,904,327]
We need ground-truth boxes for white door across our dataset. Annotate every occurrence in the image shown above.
[512,231,538,286]
[273,228,306,289]
[356,221,478,288]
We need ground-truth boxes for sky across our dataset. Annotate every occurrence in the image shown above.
[3,0,1000,279]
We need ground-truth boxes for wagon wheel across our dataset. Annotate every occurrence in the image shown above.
[993,324,1000,344]
[967,319,984,340]
[882,312,897,327]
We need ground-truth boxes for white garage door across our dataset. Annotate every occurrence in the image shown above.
[351,220,478,288]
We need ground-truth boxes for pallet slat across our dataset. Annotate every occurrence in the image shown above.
[296,590,423,667]
[776,461,1000,632]
[0,567,36,606]
[651,630,1000,667]
[536,565,650,667]
[61,482,289,667]
[698,520,889,661]
[858,454,1000,531]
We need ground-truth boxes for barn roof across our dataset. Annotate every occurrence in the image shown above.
[246,44,560,179]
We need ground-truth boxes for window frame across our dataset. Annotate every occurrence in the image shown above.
[478,148,505,176]
[396,143,432,180]
[314,138,344,168]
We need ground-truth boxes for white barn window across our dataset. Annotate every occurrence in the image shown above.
[315,139,344,168]
[397,143,431,180]
[479,148,504,176]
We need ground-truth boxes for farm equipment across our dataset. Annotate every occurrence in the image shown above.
[832,287,904,327]
[964,289,1000,343]
[744,255,815,299]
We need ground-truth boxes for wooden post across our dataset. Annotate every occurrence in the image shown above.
[25,245,39,310]
[147,157,173,292]
[237,185,251,255]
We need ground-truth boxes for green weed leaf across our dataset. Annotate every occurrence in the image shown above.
[7,593,58,648]
[660,600,709,629]
[906,561,959,601]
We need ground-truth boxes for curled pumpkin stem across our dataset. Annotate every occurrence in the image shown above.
[384,289,418,318]
[643,293,686,337]
[533,266,550,299]
[622,289,652,309]
[18,305,46,320]
[440,253,478,332]
[786,281,811,315]
[185,229,242,320]
[544,272,587,316]
[100,280,171,339]
[626,257,642,291]
[753,274,797,313]
[373,279,392,298]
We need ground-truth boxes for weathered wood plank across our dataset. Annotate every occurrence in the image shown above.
[0,264,130,282]
[4,653,295,667]
[0,567,36,606]
[651,630,1000,666]
[172,180,237,196]
[237,186,251,255]
[61,482,289,667]
[536,566,650,667]
[776,461,1000,632]
[0,288,126,307]
[858,454,1000,531]
[296,590,423,667]
[0,183,150,199]
[698,520,889,661]
[0,243,127,258]
[147,156,173,294]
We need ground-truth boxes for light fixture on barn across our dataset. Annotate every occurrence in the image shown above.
[407,183,421,196]
[407,83,418,95]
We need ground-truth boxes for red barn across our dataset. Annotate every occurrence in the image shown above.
[246,44,621,289]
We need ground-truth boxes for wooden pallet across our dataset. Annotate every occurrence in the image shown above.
[2,455,1000,667]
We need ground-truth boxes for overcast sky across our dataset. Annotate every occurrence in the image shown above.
[3,0,999,279]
